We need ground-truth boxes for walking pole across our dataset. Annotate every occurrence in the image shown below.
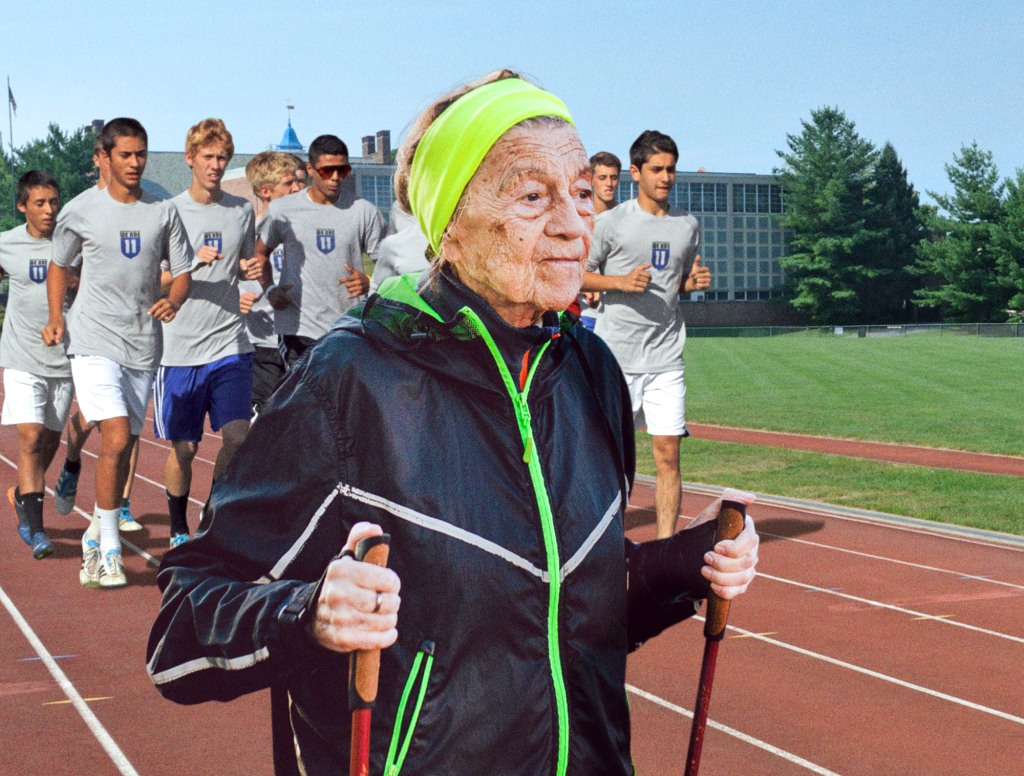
[349,534,391,776]
[683,489,754,776]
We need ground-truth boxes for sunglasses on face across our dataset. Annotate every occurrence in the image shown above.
[314,164,352,180]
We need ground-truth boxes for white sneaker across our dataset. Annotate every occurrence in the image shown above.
[80,539,102,588]
[98,549,127,588]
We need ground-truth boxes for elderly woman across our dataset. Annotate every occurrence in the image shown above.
[147,71,758,776]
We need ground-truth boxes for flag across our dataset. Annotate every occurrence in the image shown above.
[7,85,15,116]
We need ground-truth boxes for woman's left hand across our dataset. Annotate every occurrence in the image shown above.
[700,514,759,600]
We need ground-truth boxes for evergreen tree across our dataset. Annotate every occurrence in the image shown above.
[0,123,97,231]
[775,107,883,324]
[995,168,1024,319]
[865,143,927,322]
[912,143,1008,322]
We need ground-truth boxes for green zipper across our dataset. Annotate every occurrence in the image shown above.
[384,642,435,776]
[461,307,570,776]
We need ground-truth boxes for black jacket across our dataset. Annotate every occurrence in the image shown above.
[147,271,714,776]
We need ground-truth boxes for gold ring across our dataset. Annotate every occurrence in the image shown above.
[373,591,383,613]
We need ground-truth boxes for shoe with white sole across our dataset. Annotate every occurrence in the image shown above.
[99,549,127,588]
[119,500,142,532]
[80,538,102,588]
[53,465,80,516]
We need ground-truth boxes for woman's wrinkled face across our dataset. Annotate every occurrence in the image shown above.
[444,122,594,327]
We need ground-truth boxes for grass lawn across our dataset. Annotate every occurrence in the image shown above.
[635,434,1024,536]
[684,333,1024,455]
[633,333,1024,535]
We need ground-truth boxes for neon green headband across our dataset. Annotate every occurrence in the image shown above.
[407,78,575,254]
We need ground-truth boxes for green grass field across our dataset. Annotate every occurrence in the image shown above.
[633,333,1024,535]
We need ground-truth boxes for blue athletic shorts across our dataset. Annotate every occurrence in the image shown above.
[154,353,254,443]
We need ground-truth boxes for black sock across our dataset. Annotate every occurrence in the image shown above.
[64,458,82,475]
[22,491,45,535]
[167,491,190,536]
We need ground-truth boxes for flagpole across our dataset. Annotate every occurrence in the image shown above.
[7,76,13,154]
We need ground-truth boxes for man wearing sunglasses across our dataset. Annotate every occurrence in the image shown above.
[253,134,386,366]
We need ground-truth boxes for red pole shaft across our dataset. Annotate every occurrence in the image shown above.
[683,639,721,776]
[350,709,371,776]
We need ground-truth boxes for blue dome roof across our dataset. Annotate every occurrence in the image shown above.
[278,120,303,151]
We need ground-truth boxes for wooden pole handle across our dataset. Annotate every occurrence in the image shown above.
[702,501,746,640]
[348,534,390,710]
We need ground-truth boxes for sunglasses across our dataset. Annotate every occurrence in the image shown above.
[313,164,352,180]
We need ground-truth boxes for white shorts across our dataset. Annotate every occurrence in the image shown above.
[70,355,154,436]
[624,369,687,436]
[1,369,74,431]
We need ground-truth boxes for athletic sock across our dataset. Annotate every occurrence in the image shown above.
[84,505,101,543]
[63,458,82,475]
[21,491,45,535]
[95,506,121,556]
[167,491,190,536]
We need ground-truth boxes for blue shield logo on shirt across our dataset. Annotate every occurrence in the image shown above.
[204,232,223,253]
[651,241,670,270]
[272,249,284,273]
[121,231,141,259]
[316,229,335,255]
[29,262,47,284]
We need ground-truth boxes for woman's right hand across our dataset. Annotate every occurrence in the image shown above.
[308,522,401,654]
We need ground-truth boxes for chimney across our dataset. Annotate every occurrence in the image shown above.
[362,135,376,158]
[375,130,391,164]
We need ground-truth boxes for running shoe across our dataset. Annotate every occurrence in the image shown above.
[30,532,54,560]
[119,499,142,532]
[53,464,80,515]
[169,533,189,549]
[9,486,31,545]
[80,538,102,588]
[99,549,127,588]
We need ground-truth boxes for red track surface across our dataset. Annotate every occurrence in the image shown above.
[2,404,1022,775]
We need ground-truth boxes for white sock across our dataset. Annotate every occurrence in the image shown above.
[84,509,101,544]
[95,506,121,556]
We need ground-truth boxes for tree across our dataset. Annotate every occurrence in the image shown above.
[0,123,97,231]
[912,143,1008,322]
[775,107,883,324]
[864,143,928,322]
[995,168,1024,319]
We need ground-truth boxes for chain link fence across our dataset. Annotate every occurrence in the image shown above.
[689,323,1024,338]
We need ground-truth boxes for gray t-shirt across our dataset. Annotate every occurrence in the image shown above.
[368,222,430,293]
[259,190,386,339]
[241,213,282,349]
[51,188,193,371]
[161,191,255,366]
[0,224,71,377]
[586,198,700,373]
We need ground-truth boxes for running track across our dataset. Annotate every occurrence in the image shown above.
[1,398,1022,775]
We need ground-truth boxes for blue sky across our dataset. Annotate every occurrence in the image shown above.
[4,0,1023,207]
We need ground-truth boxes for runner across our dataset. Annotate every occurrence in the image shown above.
[578,151,622,332]
[254,134,386,366]
[45,117,192,588]
[239,151,302,416]
[157,118,256,548]
[0,171,68,559]
[51,136,144,531]
[582,130,711,538]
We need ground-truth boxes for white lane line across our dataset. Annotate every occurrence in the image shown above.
[625,684,846,776]
[48,446,208,509]
[0,582,141,776]
[759,535,1024,591]
[759,572,1024,644]
[696,617,1024,727]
